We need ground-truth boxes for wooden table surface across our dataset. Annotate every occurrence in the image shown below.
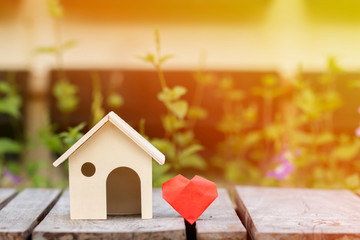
[33,189,186,240]
[1,186,360,240]
[0,189,61,240]
[235,186,360,240]
[0,187,246,240]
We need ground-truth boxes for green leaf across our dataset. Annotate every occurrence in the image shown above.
[243,105,257,122]
[172,86,187,99]
[150,138,172,151]
[159,54,174,65]
[152,162,175,187]
[107,93,124,108]
[161,115,186,133]
[35,46,58,54]
[72,122,86,133]
[151,138,176,160]
[348,80,360,88]
[327,56,342,73]
[174,131,194,147]
[53,80,79,113]
[295,88,321,119]
[158,86,187,103]
[35,40,76,55]
[0,82,11,93]
[6,161,21,175]
[264,124,283,141]
[243,131,261,148]
[153,161,171,176]
[333,142,360,161]
[0,138,22,156]
[60,123,85,149]
[187,106,207,119]
[0,95,22,118]
[179,144,203,161]
[0,79,22,118]
[321,90,342,111]
[61,40,77,51]
[138,53,155,64]
[166,100,188,119]
[39,125,64,153]
[47,0,64,18]
[316,132,335,145]
[179,154,206,170]
[261,75,277,87]
[345,174,360,189]
[219,76,233,90]
[58,97,78,113]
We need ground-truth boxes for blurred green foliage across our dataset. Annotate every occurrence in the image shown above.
[52,79,79,114]
[91,73,106,126]
[209,57,360,191]
[3,6,360,192]
[37,0,79,117]
[140,29,208,187]
[0,73,24,186]
[0,72,85,188]
[0,74,22,119]
[1,0,126,188]
[138,30,360,191]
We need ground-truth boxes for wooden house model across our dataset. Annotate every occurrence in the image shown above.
[53,111,165,220]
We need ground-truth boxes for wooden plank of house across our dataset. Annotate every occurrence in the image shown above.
[196,188,247,240]
[0,188,61,240]
[235,186,360,240]
[33,188,186,240]
[0,189,17,210]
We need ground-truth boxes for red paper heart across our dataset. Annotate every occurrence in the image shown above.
[162,174,218,224]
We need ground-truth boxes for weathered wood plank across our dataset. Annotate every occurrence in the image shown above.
[33,188,186,240]
[0,189,17,210]
[235,186,360,240]
[196,188,247,240]
[0,188,61,240]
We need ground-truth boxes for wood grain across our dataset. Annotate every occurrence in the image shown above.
[196,188,247,240]
[235,186,360,240]
[33,188,186,240]
[0,188,61,240]
[0,189,16,210]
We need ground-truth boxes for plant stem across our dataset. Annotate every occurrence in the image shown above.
[155,63,167,90]
[154,29,167,90]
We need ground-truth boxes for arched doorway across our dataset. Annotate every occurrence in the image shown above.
[106,167,141,215]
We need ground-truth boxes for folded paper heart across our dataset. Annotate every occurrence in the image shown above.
[162,174,218,224]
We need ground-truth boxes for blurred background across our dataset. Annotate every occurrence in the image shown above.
[1,0,360,190]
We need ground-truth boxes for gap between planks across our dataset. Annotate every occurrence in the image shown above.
[0,188,61,240]
[196,188,247,240]
[33,188,186,240]
[0,188,17,210]
[33,188,247,240]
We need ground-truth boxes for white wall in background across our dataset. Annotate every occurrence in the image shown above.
[1,0,360,91]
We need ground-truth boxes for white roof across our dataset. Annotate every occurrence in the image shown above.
[53,112,165,167]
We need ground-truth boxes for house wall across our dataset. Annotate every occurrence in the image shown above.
[68,122,152,219]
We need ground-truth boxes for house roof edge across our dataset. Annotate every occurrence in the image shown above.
[53,112,165,167]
